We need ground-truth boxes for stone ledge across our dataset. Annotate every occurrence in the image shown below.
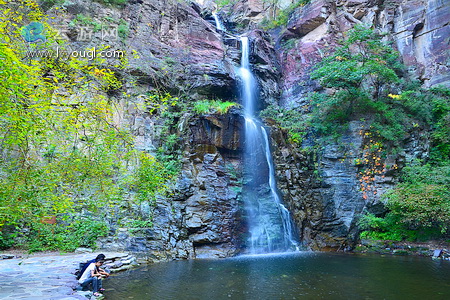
[354,240,450,259]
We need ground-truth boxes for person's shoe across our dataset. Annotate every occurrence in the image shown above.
[99,288,105,293]
[93,292,101,297]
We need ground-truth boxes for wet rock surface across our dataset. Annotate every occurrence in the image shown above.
[354,240,450,259]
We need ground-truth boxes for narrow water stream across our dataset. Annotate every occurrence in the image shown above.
[104,253,450,299]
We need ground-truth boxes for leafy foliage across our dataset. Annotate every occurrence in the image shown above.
[40,0,64,11]
[0,0,176,251]
[25,217,109,252]
[93,0,128,6]
[118,19,129,39]
[399,86,450,161]
[69,14,102,32]
[310,25,450,242]
[132,153,174,204]
[260,104,309,145]
[214,0,237,8]
[357,212,443,242]
[358,164,450,241]
[310,26,450,151]
[358,213,408,241]
[261,0,311,30]
[310,25,403,139]
[385,164,450,232]
[193,100,239,115]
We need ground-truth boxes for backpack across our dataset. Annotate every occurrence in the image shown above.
[75,261,89,280]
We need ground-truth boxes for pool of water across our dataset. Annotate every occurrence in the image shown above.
[104,252,449,299]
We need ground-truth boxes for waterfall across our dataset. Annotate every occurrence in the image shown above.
[212,12,224,31]
[208,10,298,253]
[237,36,299,254]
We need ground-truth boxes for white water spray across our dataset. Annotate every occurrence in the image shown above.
[237,36,299,253]
[212,12,224,31]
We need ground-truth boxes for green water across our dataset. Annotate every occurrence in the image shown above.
[104,252,449,300]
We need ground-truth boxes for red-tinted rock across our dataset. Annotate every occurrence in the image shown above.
[394,0,450,87]
[287,0,329,36]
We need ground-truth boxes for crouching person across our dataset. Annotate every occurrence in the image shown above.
[78,259,105,297]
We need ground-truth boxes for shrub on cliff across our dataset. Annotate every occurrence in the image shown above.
[193,100,239,115]
[385,164,450,233]
[359,163,450,241]
[310,25,403,140]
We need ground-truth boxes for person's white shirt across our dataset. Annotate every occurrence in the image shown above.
[78,263,96,283]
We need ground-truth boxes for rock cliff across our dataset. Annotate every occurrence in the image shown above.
[44,0,449,256]
[275,0,450,106]
[218,0,448,249]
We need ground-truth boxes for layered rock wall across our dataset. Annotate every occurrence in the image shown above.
[219,0,448,249]
[45,0,449,255]
[393,0,450,87]
[275,0,449,107]
[98,112,245,260]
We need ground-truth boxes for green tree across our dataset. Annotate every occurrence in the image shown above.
[310,25,402,137]
[0,0,176,251]
[359,164,450,241]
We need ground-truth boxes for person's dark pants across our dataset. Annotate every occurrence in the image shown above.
[81,277,102,293]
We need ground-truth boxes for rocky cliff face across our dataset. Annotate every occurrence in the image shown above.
[393,0,450,87]
[98,110,245,260]
[276,0,450,106]
[46,0,247,259]
[49,0,238,99]
[46,0,448,256]
[269,120,430,250]
[217,0,448,249]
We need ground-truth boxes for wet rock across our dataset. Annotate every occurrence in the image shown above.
[194,243,237,258]
[433,249,443,258]
[189,112,244,151]
[97,111,244,259]
[248,30,281,107]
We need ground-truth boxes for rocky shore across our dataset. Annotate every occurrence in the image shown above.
[0,251,138,299]
[353,240,450,260]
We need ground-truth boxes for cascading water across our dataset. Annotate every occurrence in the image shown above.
[212,12,224,31]
[209,16,298,254]
[237,37,299,254]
